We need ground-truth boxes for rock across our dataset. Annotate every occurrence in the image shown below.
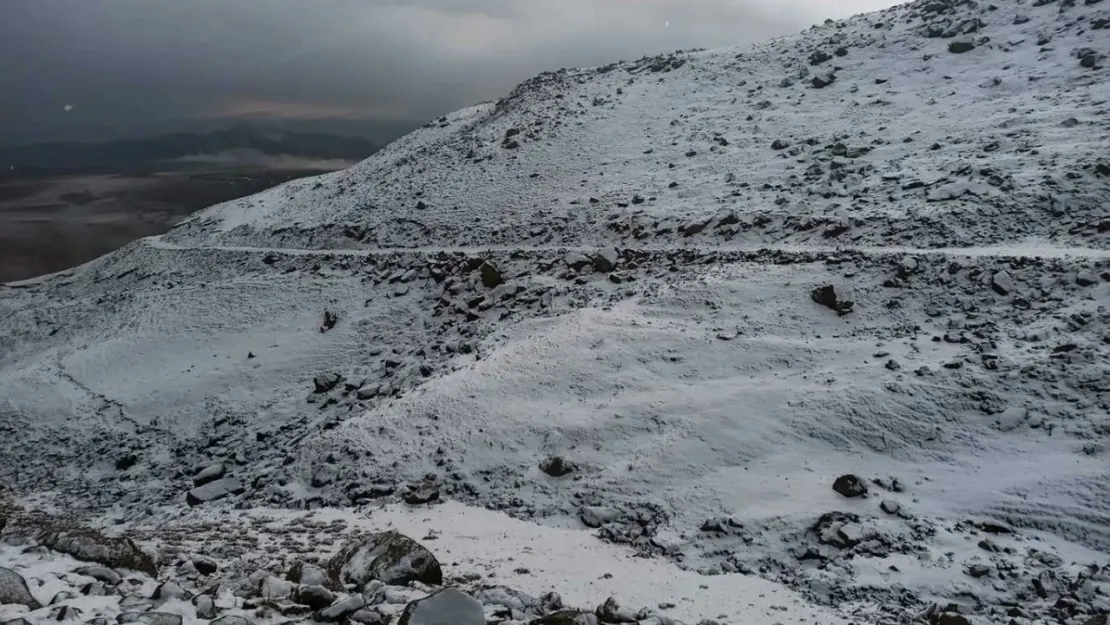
[935,614,971,625]
[39,529,157,577]
[948,41,975,53]
[811,285,854,315]
[1076,271,1099,286]
[314,373,343,393]
[75,566,121,585]
[186,478,244,507]
[327,531,443,589]
[809,50,832,65]
[991,271,1015,295]
[152,581,186,602]
[996,406,1029,432]
[192,557,218,576]
[317,594,366,622]
[833,474,868,498]
[398,588,485,625]
[880,500,901,515]
[404,483,440,505]
[565,253,593,271]
[296,585,336,610]
[1081,615,1107,625]
[967,564,991,578]
[480,262,503,288]
[193,463,226,487]
[0,567,40,609]
[260,576,294,600]
[596,597,638,623]
[117,613,183,625]
[287,561,328,586]
[539,456,576,477]
[193,595,217,619]
[811,73,836,88]
[771,139,791,150]
[349,609,385,624]
[580,506,620,528]
[530,610,600,625]
[592,248,620,273]
[210,618,252,625]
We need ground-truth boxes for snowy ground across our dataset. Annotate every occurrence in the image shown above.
[2,0,1109,623]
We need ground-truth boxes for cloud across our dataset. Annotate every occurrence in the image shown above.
[0,0,898,145]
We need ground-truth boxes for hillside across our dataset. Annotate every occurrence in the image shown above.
[1,0,1109,624]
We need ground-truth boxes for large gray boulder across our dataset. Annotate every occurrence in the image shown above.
[398,588,484,625]
[0,567,40,609]
[327,531,442,589]
[39,529,157,577]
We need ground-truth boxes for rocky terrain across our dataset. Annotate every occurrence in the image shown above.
[1,0,1109,623]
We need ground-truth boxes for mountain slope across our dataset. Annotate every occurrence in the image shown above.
[1,0,1109,623]
[165,0,1108,252]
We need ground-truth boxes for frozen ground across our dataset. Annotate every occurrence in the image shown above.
[2,0,1109,623]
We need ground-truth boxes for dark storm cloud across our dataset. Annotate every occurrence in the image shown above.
[0,0,895,145]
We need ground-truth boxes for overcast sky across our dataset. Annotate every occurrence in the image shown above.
[0,0,896,145]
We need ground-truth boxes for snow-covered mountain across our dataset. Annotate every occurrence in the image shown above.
[1,0,1108,624]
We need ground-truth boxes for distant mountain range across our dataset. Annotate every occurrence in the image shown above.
[1,125,381,174]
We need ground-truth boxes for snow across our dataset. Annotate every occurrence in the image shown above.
[2,0,1110,623]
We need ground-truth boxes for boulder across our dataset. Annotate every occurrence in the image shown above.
[75,566,121,585]
[286,561,328,586]
[116,613,183,625]
[39,529,157,577]
[398,588,485,625]
[327,531,443,590]
[186,478,244,507]
[833,474,868,498]
[0,567,40,609]
[530,611,600,625]
[317,595,366,622]
[296,585,336,610]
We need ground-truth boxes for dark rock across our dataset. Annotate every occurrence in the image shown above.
[326,531,443,589]
[935,614,971,625]
[398,588,485,625]
[404,483,440,505]
[948,41,975,53]
[592,248,620,273]
[115,455,139,471]
[314,373,343,393]
[0,567,40,609]
[771,139,791,150]
[185,478,244,507]
[321,310,338,333]
[192,464,226,487]
[39,530,157,577]
[539,456,576,477]
[811,73,836,88]
[833,474,868,498]
[809,50,832,65]
[210,618,252,625]
[480,262,503,288]
[811,285,854,315]
[192,557,218,576]
[296,585,336,611]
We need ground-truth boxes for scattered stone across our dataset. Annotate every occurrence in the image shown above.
[592,248,620,273]
[151,581,186,602]
[286,561,328,586]
[193,595,217,619]
[192,557,218,576]
[398,588,485,625]
[811,285,854,315]
[880,500,901,515]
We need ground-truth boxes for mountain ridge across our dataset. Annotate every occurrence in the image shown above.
[1,0,1109,623]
